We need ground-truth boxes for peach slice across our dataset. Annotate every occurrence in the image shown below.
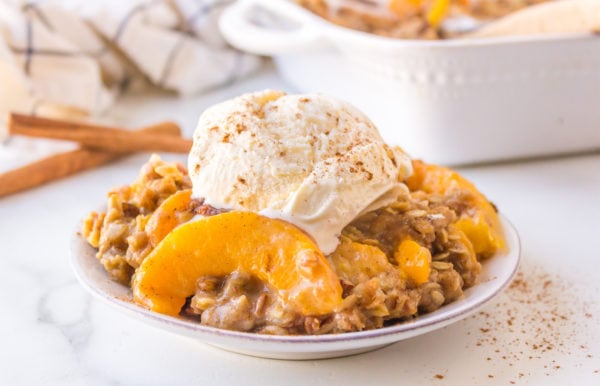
[145,189,193,246]
[453,226,480,286]
[388,0,421,17]
[394,239,432,285]
[388,0,453,27]
[426,0,451,27]
[454,216,500,259]
[132,211,343,316]
[329,236,395,285]
[406,160,504,258]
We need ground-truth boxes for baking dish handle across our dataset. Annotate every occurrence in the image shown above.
[219,0,326,55]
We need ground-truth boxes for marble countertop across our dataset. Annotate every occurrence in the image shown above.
[1,69,599,385]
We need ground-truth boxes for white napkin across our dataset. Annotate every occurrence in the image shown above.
[0,0,261,140]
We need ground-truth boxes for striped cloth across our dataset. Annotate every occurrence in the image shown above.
[0,0,261,127]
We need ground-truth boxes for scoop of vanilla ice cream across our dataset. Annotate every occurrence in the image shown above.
[188,90,412,254]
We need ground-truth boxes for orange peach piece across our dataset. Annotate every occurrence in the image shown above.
[395,239,432,285]
[455,226,479,269]
[406,160,504,258]
[389,0,422,17]
[145,189,193,246]
[426,0,450,27]
[329,236,395,284]
[132,211,343,317]
[454,216,499,258]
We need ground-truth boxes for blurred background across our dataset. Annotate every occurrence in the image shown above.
[2,0,599,168]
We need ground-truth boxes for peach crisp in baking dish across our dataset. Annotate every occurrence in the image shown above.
[298,0,549,39]
[81,90,504,335]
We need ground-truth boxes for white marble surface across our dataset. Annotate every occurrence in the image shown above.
[1,68,599,385]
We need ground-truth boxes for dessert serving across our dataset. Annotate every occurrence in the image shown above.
[81,90,505,335]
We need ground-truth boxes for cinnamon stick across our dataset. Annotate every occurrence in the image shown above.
[8,113,192,153]
[0,122,182,198]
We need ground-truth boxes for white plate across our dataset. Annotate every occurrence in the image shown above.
[70,215,520,360]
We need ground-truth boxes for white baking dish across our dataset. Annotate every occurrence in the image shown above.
[219,0,600,165]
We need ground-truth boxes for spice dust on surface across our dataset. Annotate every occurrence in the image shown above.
[432,262,599,383]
